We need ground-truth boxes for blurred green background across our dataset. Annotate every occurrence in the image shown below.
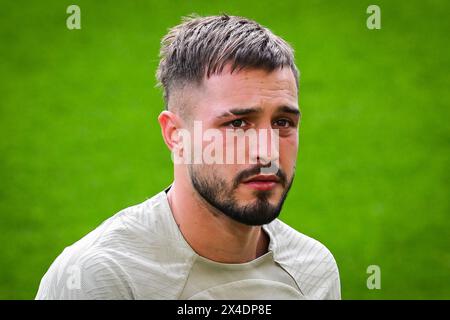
[0,0,448,299]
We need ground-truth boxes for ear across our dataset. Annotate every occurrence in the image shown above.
[158,111,183,152]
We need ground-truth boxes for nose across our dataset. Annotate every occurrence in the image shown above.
[250,128,280,170]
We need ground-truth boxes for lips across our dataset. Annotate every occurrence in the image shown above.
[243,175,279,183]
[242,175,280,191]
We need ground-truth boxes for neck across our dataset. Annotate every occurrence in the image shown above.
[166,175,269,264]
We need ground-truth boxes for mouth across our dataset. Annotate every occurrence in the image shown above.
[241,175,280,191]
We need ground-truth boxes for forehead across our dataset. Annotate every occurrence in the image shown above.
[194,65,298,116]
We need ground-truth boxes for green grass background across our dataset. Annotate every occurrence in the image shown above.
[0,0,448,299]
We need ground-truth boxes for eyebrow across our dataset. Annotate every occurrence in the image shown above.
[279,105,301,117]
[216,107,263,119]
[216,105,301,119]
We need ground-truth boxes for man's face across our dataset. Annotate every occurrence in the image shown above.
[183,65,300,226]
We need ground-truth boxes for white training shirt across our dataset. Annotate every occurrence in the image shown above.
[36,187,341,300]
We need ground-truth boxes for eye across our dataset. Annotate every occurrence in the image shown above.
[227,119,247,128]
[273,119,292,128]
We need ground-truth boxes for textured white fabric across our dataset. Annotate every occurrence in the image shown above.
[179,251,305,299]
[35,187,341,300]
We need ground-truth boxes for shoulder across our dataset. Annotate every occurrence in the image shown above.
[36,191,194,299]
[264,219,341,300]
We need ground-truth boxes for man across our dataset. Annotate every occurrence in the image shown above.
[36,14,340,300]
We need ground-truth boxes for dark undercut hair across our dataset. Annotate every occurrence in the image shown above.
[156,14,299,113]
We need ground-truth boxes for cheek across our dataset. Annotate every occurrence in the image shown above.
[222,131,251,164]
[207,164,243,189]
[279,137,298,167]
